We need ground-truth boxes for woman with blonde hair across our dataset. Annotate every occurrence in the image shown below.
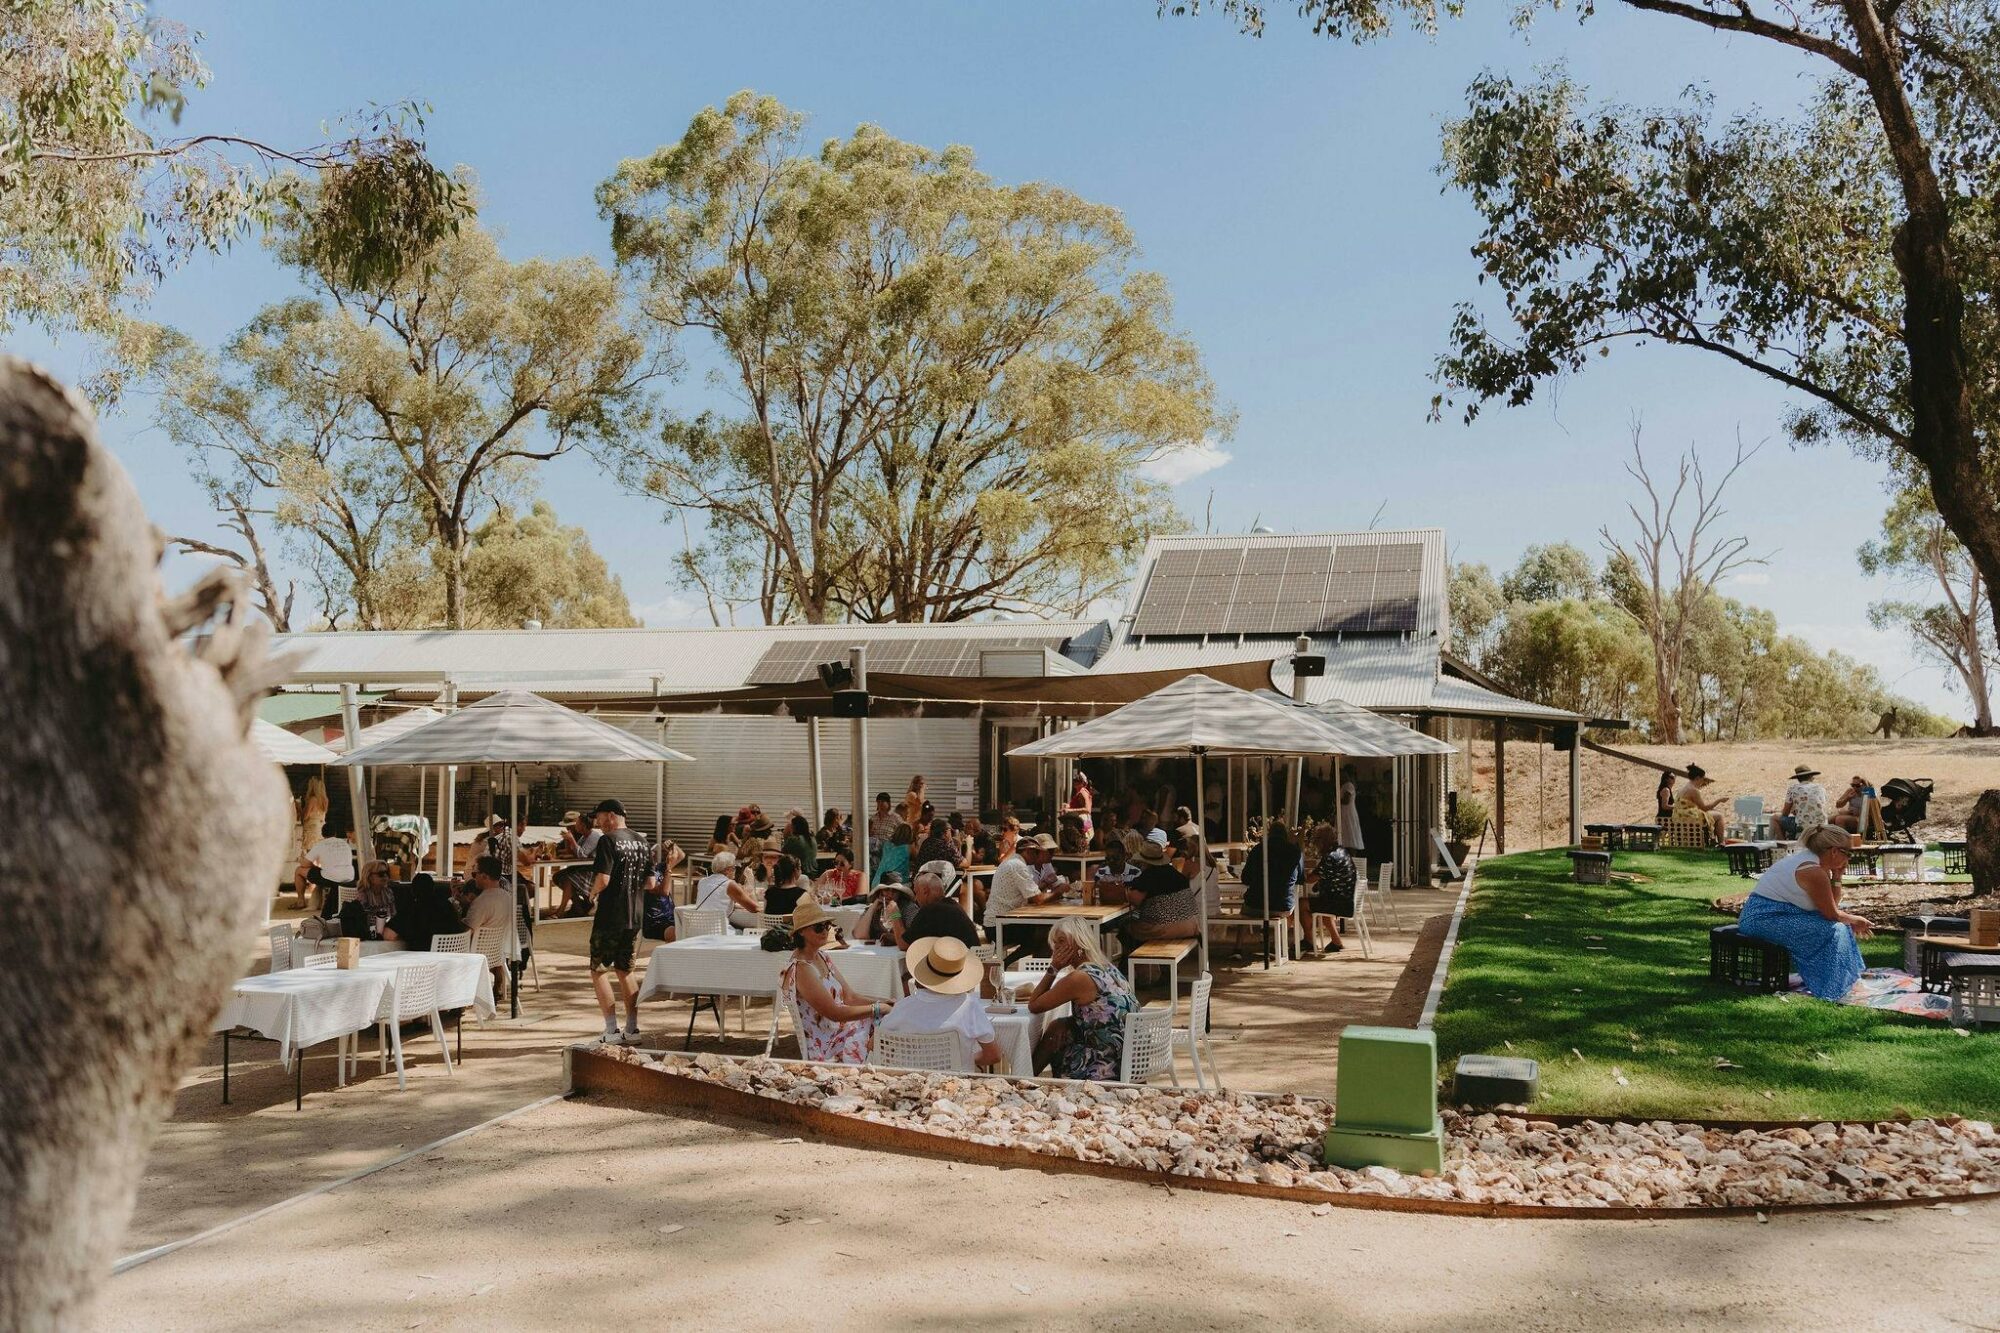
[901,776,927,831]
[1027,917,1140,1081]
[1736,824,1872,1000]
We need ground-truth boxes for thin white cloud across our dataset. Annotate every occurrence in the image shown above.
[1730,570,1772,586]
[633,593,707,627]
[1142,438,1233,487]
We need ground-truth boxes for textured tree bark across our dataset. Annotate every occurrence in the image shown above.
[1970,791,2000,900]
[0,359,288,1329]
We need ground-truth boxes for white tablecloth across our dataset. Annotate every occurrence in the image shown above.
[213,970,391,1066]
[638,937,904,1004]
[355,950,497,1021]
[289,937,405,970]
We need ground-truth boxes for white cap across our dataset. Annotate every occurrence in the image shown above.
[1145,828,1170,847]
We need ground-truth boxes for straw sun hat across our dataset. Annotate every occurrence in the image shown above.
[906,935,982,995]
[788,898,837,937]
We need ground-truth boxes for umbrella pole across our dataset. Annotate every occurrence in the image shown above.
[1260,759,1272,970]
[509,763,522,1018]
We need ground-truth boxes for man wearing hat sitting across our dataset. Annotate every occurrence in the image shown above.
[879,936,1004,1070]
[1122,827,1199,952]
[553,809,603,917]
[985,833,1056,927]
[1779,765,1828,840]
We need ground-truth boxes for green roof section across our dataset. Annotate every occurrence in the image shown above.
[258,690,386,726]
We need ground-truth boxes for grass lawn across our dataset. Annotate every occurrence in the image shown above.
[1431,848,2000,1122]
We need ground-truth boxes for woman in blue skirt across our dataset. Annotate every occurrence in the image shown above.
[1736,824,1873,1000]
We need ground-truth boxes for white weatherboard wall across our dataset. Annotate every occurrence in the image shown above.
[366,714,981,849]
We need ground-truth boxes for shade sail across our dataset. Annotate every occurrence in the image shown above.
[340,705,442,752]
[254,718,340,766]
[333,690,695,767]
[1252,690,1458,759]
[1005,673,1445,760]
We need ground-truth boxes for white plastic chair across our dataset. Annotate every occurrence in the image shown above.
[759,912,794,934]
[338,885,361,909]
[267,924,295,973]
[353,963,453,1090]
[872,1028,965,1071]
[1364,862,1401,931]
[471,924,506,982]
[1732,795,1766,834]
[430,930,470,953]
[1119,1006,1177,1085]
[677,908,726,938]
[1348,881,1374,960]
[301,951,338,969]
[1170,975,1220,1091]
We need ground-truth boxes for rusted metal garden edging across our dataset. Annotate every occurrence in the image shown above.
[567,1047,1999,1222]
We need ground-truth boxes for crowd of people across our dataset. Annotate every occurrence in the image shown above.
[1657,764,1883,842]
[290,764,1375,1081]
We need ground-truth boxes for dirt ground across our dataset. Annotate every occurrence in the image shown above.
[1462,735,2000,852]
[96,884,2000,1331]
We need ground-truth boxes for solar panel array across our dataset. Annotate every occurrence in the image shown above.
[745,633,1076,685]
[1128,541,1424,637]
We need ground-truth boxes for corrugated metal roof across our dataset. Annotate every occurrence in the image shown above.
[273,620,1105,695]
[1427,676,1584,723]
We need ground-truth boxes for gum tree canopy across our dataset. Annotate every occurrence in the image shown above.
[597,91,1226,624]
[1177,0,2000,659]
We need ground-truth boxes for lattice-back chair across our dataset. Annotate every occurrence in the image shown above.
[872,1028,965,1072]
[430,930,470,953]
[1119,1006,1177,1085]
[677,909,726,939]
[268,924,295,973]
[301,950,338,969]
[760,913,794,934]
[353,963,453,1091]
[471,924,506,980]
[338,884,361,909]
[1170,974,1220,1090]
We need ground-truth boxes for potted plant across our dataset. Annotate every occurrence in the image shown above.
[1446,795,1488,864]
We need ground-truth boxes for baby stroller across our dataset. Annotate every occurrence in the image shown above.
[1877,777,1933,842]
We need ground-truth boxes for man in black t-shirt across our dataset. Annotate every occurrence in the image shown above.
[586,798,652,1044]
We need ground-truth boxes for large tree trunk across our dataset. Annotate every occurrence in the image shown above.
[0,359,287,1329]
[1968,790,2000,899]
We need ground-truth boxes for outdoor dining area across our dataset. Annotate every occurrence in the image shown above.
[227,665,1461,1108]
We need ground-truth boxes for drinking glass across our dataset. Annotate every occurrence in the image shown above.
[1916,901,1937,938]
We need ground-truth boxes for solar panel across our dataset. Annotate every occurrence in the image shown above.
[748,634,1062,684]
[1131,539,1430,638]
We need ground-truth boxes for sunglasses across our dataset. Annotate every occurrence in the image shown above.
[804,921,833,934]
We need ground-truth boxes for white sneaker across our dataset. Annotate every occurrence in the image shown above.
[621,1029,644,1047]
[598,1028,621,1044]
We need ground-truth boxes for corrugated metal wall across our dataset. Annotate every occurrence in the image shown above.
[362,714,982,850]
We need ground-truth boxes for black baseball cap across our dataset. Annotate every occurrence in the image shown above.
[592,798,627,817]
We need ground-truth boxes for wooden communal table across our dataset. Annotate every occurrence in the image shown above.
[1050,851,1104,886]
[992,902,1128,965]
[1914,934,2000,993]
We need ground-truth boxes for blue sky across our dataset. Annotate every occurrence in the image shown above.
[23,1,1966,712]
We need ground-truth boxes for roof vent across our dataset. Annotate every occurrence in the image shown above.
[522,619,543,631]
[1251,524,1276,535]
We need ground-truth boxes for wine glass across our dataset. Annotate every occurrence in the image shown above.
[1915,900,1937,939]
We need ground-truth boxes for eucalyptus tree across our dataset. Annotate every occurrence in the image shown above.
[1175,0,2000,660]
[1860,481,1994,730]
[598,92,1225,624]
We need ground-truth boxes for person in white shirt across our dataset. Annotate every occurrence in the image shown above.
[879,936,1003,1070]
[461,855,513,987]
[691,850,761,930]
[985,840,1055,926]
[1025,833,1071,897]
[292,820,357,912]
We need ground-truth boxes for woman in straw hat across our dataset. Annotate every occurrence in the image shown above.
[1736,824,1872,1000]
[1027,917,1139,1082]
[761,899,879,1064]
[879,936,1004,1070]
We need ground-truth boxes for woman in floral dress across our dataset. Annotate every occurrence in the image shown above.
[1027,917,1140,1081]
[768,899,880,1064]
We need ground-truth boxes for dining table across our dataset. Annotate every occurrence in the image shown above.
[990,903,1128,967]
[213,968,391,1109]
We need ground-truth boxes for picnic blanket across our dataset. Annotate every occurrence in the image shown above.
[1832,968,1955,1020]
